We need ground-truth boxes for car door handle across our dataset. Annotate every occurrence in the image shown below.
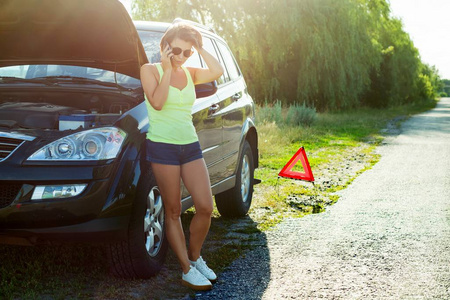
[231,93,241,101]
[209,104,220,114]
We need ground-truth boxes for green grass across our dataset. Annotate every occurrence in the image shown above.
[0,244,110,299]
[0,99,437,299]
[251,99,437,228]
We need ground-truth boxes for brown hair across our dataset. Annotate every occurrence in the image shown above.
[160,22,203,50]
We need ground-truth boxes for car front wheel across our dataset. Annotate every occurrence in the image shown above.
[215,140,254,218]
[107,166,168,278]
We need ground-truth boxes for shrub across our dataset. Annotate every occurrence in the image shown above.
[286,103,317,127]
[256,100,283,125]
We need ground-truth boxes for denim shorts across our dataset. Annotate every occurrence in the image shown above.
[145,140,203,166]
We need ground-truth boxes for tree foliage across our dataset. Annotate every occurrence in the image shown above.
[132,0,441,111]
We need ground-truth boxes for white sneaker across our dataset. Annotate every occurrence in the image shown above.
[190,256,217,283]
[181,265,212,291]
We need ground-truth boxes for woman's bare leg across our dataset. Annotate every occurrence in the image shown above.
[151,162,191,273]
[181,158,213,261]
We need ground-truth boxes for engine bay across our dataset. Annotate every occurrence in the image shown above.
[0,90,139,131]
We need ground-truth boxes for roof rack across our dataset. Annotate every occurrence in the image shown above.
[172,18,215,34]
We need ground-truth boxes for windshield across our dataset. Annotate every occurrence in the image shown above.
[138,31,164,64]
[0,64,141,88]
[137,30,202,68]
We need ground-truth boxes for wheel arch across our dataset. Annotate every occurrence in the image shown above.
[242,117,259,169]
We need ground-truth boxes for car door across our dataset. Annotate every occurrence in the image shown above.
[214,40,248,179]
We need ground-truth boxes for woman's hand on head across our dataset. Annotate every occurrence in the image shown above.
[161,42,174,71]
[193,31,203,51]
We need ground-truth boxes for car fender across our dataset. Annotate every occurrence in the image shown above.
[237,117,259,170]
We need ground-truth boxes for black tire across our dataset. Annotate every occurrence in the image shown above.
[107,165,168,279]
[215,140,255,218]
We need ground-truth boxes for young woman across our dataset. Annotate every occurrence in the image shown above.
[140,23,223,291]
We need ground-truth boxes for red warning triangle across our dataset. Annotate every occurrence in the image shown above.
[278,147,314,182]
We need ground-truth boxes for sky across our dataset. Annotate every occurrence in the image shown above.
[120,0,450,79]
[389,0,450,79]
[120,0,132,14]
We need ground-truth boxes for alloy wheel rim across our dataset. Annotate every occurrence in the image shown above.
[144,186,164,257]
[241,154,251,202]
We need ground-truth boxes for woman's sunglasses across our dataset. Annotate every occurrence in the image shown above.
[171,47,193,58]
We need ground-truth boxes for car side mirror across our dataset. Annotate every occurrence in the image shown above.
[195,81,218,99]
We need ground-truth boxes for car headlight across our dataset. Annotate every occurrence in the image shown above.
[27,127,127,161]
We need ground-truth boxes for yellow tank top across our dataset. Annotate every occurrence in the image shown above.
[145,64,198,144]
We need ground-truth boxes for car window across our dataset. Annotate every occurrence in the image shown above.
[137,30,201,68]
[0,65,30,78]
[216,41,240,81]
[184,50,202,68]
[202,37,226,85]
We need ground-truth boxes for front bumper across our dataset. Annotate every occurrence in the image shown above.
[0,146,143,244]
[0,179,112,228]
[0,214,130,245]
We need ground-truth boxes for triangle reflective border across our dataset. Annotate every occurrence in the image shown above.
[278,147,315,182]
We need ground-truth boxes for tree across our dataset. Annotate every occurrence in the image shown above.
[132,0,441,110]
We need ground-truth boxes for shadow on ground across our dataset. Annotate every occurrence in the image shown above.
[0,213,269,299]
[194,214,270,300]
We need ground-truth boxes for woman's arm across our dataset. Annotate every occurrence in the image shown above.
[189,31,223,85]
[140,44,174,111]
[191,48,224,85]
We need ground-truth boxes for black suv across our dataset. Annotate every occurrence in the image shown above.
[0,0,258,279]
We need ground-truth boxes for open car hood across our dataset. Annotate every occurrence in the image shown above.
[0,0,148,79]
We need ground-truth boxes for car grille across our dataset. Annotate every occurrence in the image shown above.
[0,184,22,209]
[0,136,25,162]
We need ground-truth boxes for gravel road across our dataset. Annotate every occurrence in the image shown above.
[197,98,450,299]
